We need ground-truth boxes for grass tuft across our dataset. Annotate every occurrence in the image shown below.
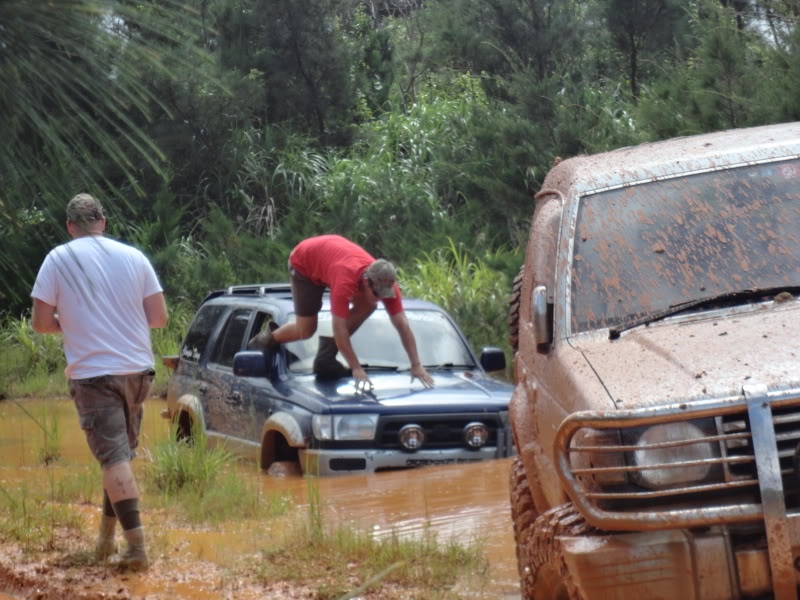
[144,426,233,495]
[11,398,62,465]
[144,425,290,524]
[0,482,85,551]
[253,476,487,599]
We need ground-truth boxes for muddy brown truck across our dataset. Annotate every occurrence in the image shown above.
[508,122,800,600]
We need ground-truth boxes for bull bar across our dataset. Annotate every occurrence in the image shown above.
[555,383,800,600]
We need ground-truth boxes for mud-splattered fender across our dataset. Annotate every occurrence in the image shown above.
[510,377,552,513]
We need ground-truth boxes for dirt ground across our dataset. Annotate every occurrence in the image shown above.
[0,399,512,600]
[0,529,420,600]
[0,537,309,600]
[0,516,432,600]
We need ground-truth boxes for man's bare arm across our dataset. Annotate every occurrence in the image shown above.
[143,292,168,329]
[389,311,434,387]
[31,298,62,334]
[332,315,369,383]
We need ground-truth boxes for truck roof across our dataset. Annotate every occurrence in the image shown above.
[542,121,800,196]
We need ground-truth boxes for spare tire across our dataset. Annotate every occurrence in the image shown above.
[508,265,524,352]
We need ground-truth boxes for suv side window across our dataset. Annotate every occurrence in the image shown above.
[180,304,226,363]
[210,308,253,368]
[252,310,293,365]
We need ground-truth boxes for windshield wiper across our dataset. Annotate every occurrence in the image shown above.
[422,363,475,370]
[609,286,800,339]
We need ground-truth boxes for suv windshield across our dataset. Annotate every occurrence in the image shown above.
[571,158,800,333]
[285,309,475,373]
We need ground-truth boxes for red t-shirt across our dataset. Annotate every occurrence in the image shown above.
[289,235,403,318]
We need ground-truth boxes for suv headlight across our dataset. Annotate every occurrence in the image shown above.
[631,421,717,489]
[312,414,379,441]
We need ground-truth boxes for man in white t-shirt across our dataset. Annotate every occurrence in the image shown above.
[31,193,168,571]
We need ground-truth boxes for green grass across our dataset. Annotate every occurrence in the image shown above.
[53,467,102,504]
[0,482,85,551]
[144,426,291,524]
[256,513,487,600]
[12,397,63,465]
[401,239,515,379]
[250,474,488,600]
[150,301,194,387]
[145,427,234,495]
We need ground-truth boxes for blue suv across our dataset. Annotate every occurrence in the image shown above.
[163,284,514,475]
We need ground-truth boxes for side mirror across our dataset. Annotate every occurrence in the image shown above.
[532,284,553,349]
[233,350,270,377]
[480,347,506,372]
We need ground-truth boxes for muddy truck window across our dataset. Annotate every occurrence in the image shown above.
[508,122,800,600]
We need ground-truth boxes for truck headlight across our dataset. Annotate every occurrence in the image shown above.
[312,414,379,441]
[569,428,627,486]
[632,421,716,489]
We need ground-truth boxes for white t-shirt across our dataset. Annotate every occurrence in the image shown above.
[31,235,163,379]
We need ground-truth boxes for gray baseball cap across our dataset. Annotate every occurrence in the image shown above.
[365,259,397,298]
[66,193,104,225]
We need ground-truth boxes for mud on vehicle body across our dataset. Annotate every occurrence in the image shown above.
[162,284,514,476]
[508,122,800,599]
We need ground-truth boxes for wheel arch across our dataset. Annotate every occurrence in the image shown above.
[259,412,305,470]
[173,394,206,438]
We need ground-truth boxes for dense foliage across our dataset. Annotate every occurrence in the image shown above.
[3,0,800,357]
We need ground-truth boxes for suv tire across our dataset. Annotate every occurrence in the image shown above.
[510,456,538,577]
[175,410,194,444]
[520,503,593,600]
[508,266,524,352]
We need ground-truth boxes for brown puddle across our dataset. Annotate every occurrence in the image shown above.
[0,398,520,599]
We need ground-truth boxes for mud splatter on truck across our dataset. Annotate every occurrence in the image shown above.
[508,122,800,600]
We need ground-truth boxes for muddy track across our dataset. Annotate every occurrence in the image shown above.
[0,553,126,600]
[0,537,426,600]
[0,538,300,600]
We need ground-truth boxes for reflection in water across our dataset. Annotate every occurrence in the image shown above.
[0,398,520,599]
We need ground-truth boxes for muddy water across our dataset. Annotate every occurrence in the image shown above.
[0,398,521,599]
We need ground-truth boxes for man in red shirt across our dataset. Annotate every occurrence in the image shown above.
[252,235,433,388]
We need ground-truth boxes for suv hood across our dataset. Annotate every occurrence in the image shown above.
[291,370,512,413]
[577,303,800,408]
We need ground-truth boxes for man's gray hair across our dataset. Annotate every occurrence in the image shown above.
[66,193,105,225]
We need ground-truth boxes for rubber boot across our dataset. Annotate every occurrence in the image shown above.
[94,515,117,561]
[248,328,277,351]
[313,336,352,379]
[116,527,149,572]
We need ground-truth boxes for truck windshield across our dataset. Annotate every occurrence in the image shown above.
[285,309,475,373]
[571,158,800,333]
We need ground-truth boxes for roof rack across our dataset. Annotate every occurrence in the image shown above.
[224,283,292,296]
[199,283,292,305]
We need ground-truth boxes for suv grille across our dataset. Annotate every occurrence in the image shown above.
[376,413,499,450]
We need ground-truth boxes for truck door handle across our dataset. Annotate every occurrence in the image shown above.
[228,391,242,403]
[198,383,208,394]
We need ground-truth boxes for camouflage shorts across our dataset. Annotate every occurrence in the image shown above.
[68,369,155,468]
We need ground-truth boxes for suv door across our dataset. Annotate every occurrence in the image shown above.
[245,311,286,441]
[204,307,257,440]
[172,303,228,430]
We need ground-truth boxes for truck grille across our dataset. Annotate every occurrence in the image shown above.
[721,405,800,507]
[555,387,800,530]
[376,413,499,450]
